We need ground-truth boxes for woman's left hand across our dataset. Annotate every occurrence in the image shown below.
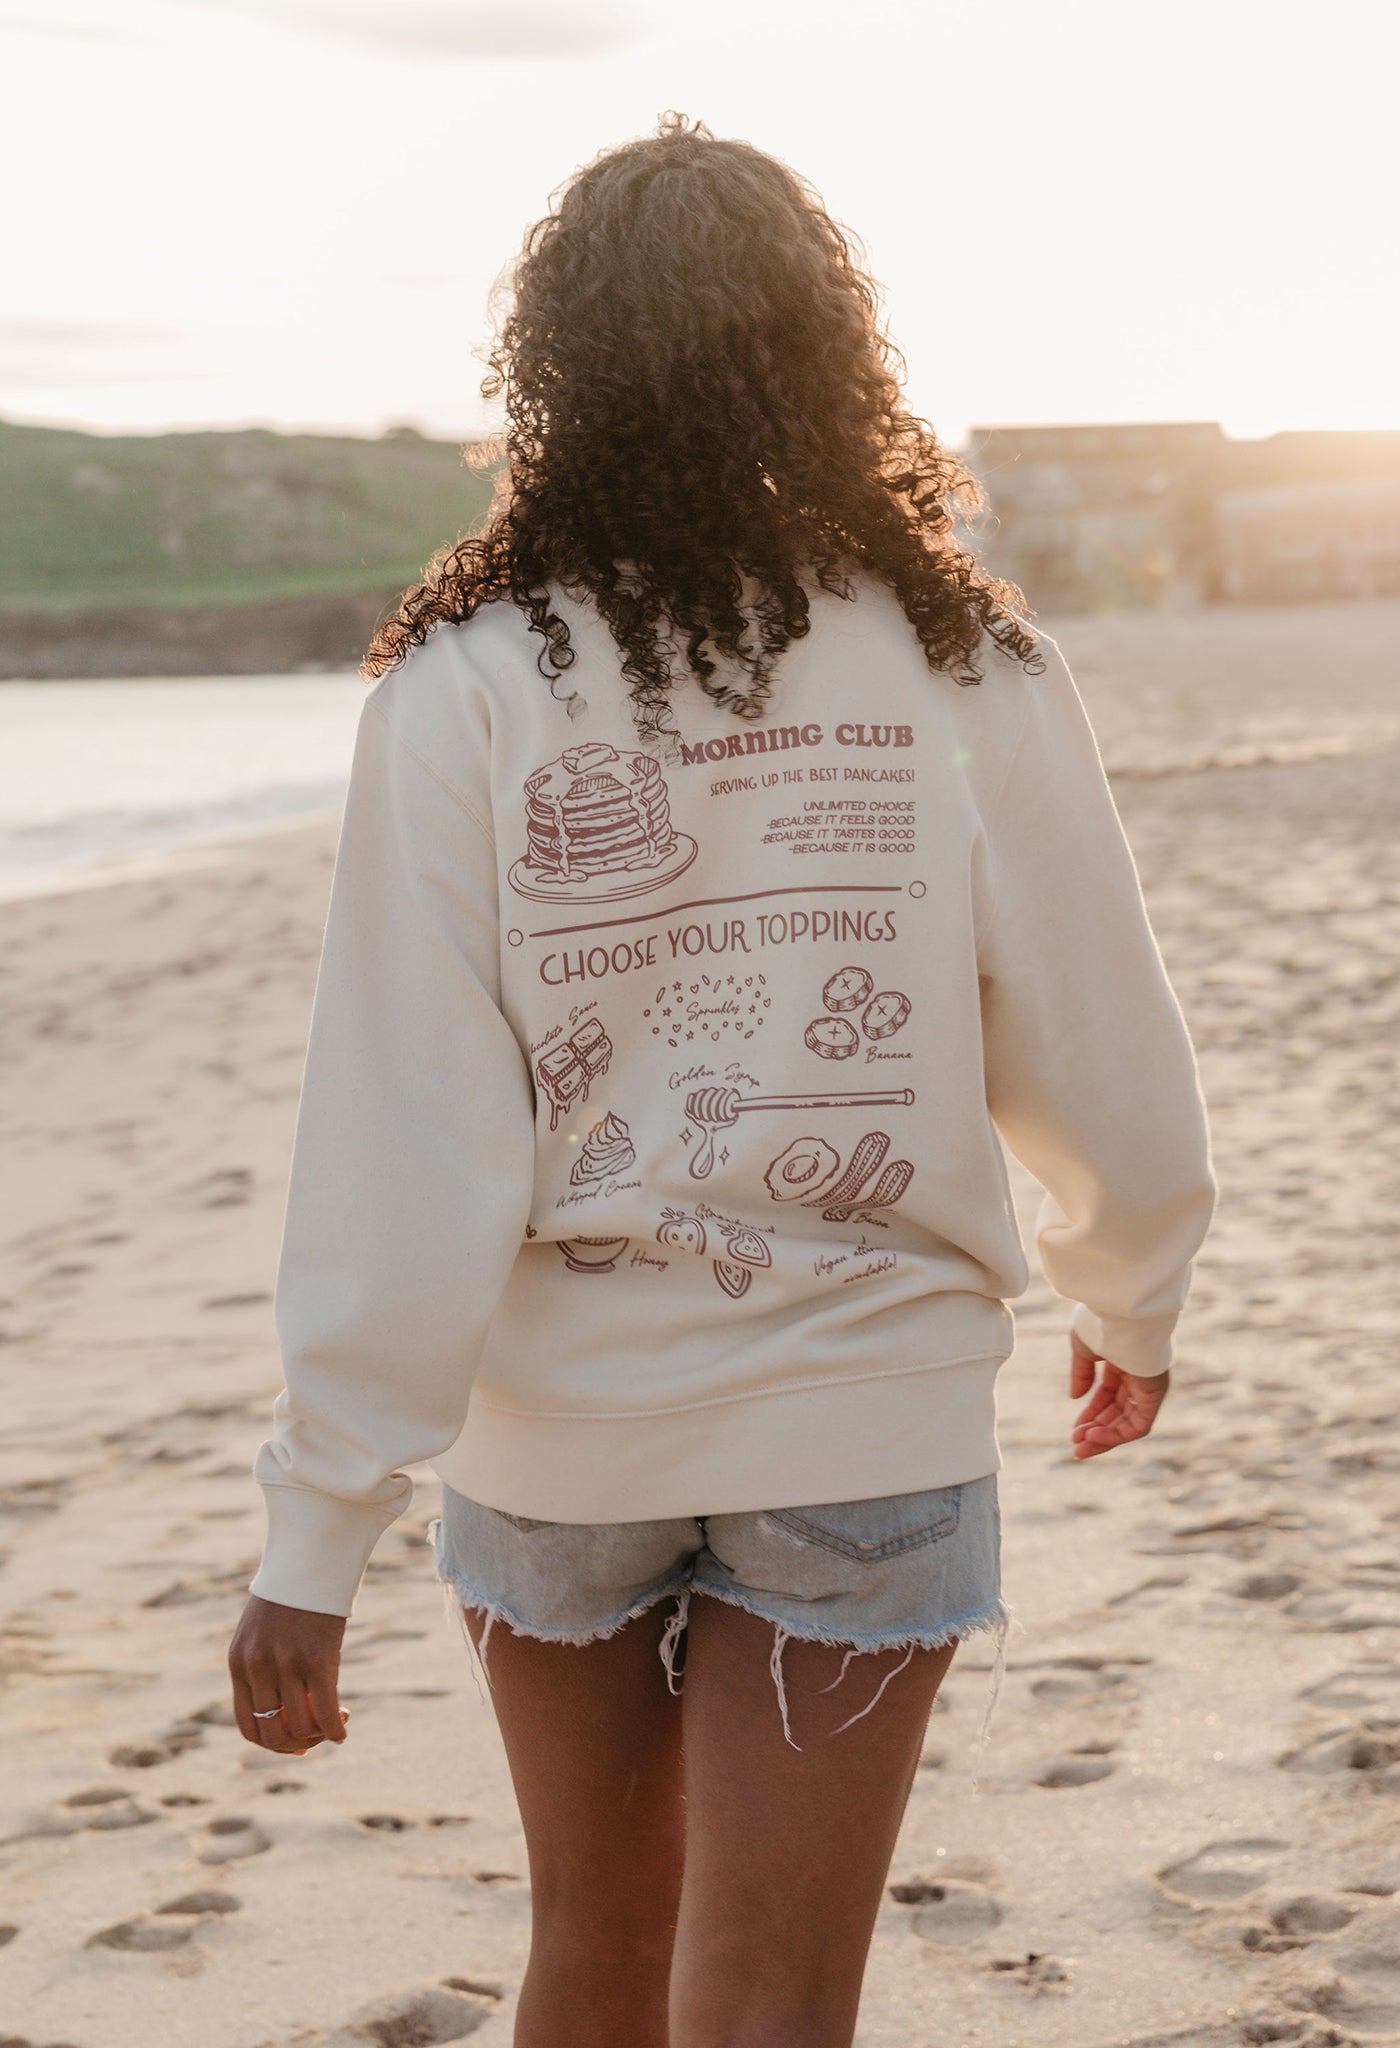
[228,1595,349,1754]
[1068,1332,1171,1459]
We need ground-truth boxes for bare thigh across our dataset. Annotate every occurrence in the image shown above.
[462,1602,684,2048]
[670,1597,958,2048]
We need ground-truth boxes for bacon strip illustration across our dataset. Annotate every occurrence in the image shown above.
[818,1152,915,1222]
[804,1131,888,1212]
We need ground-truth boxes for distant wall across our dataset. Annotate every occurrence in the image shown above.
[1219,476,1400,603]
[964,423,1400,614]
[0,588,401,680]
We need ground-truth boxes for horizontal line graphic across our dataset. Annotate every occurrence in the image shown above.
[529,882,901,941]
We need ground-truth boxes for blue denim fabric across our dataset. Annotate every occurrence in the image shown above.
[431,1476,1011,1758]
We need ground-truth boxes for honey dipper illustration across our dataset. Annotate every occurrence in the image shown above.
[683,1085,915,1180]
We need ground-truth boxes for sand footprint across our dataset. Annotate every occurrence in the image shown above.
[87,1891,241,1956]
[1298,1663,1400,1712]
[1314,1899,1400,2036]
[157,1891,241,1917]
[1279,1719,1400,1782]
[1156,1837,1292,1905]
[196,1817,269,1864]
[140,1570,254,1608]
[315,1981,497,2045]
[88,1918,194,1953]
[1337,1849,1400,1900]
[1034,1752,1119,1788]
[1086,2032,1231,2047]
[1291,1593,1400,1634]
[984,1951,1072,1993]
[109,1716,206,1769]
[186,1167,252,1210]
[1239,1892,1364,1954]
[1266,1894,1363,1937]
[1231,1571,1308,1602]
[1106,1573,1192,1608]
[0,1476,71,1520]
[1110,2027,1332,2047]
[1028,1655,1147,1706]
[66,1785,148,1820]
[7,1787,156,1841]
[1168,1510,1308,1554]
[189,1700,237,1728]
[888,1876,1004,1945]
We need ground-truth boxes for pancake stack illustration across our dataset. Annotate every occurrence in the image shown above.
[510,742,696,900]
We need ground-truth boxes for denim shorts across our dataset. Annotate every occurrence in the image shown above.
[430,1475,1012,1755]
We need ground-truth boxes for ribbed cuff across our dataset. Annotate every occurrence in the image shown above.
[1071,1302,1177,1377]
[248,1484,398,1617]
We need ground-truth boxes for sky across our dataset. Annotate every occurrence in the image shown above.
[1,0,1395,448]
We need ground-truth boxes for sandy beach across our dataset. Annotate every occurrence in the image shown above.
[2,600,1398,2048]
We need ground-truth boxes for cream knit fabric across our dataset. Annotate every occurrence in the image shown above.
[250,574,1214,1616]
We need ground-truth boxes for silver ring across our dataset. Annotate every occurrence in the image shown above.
[252,1706,283,1720]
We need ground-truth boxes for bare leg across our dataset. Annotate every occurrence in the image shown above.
[670,1598,957,2048]
[462,1602,684,2048]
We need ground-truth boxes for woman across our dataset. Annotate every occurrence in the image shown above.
[229,114,1214,2048]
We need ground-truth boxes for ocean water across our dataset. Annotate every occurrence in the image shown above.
[0,674,368,898]
[4,606,1396,903]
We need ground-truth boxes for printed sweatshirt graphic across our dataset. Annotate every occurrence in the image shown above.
[250,577,1216,1616]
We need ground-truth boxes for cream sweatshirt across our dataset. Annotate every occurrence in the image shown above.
[249,572,1215,1617]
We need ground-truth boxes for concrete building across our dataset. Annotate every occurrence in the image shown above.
[1218,476,1400,602]
[961,423,1400,613]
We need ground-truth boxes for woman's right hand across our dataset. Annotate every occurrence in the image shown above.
[1068,1332,1170,1459]
[228,1594,349,1754]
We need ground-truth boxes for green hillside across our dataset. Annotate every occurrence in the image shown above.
[0,417,498,614]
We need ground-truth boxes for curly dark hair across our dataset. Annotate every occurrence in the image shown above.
[363,112,1038,740]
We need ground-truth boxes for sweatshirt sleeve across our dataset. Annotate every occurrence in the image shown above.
[977,638,1215,1375]
[248,688,535,1617]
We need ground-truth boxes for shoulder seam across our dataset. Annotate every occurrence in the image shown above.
[973,667,1041,962]
[366,697,495,844]
[982,671,1036,840]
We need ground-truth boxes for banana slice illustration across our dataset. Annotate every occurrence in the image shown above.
[821,965,874,1013]
[804,1016,859,1060]
[861,991,911,1040]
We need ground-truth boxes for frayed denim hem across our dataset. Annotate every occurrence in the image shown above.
[427,1514,1016,1783]
[687,1579,1017,1776]
[427,1514,692,1691]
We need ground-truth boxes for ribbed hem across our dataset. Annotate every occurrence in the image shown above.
[1071,1302,1177,1376]
[433,1352,1005,1524]
[249,1483,397,1617]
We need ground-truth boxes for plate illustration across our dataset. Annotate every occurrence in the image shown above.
[509,833,697,905]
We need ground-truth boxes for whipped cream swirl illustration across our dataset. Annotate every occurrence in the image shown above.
[570,1111,637,1186]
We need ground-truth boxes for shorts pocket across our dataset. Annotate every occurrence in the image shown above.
[768,1484,962,1563]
